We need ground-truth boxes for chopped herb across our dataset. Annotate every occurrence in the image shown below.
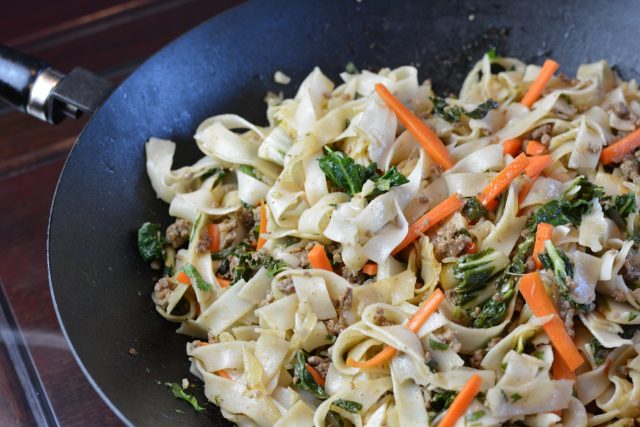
[486,48,497,59]
[345,62,359,74]
[511,393,523,402]
[431,96,498,122]
[213,243,286,284]
[326,334,337,344]
[429,338,449,351]
[189,214,202,243]
[293,351,327,399]
[430,389,457,412]
[238,164,257,178]
[462,197,488,221]
[426,359,439,372]
[332,399,362,413]
[318,147,408,197]
[201,167,225,181]
[466,410,486,421]
[629,311,639,322]
[137,222,164,263]
[182,264,212,292]
[166,383,204,412]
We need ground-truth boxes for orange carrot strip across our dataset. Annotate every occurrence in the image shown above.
[526,140,547,156]
[393,194,463,255]
[437,374,483,427]
[533,223,553,269]
[346,289,444,368]
[525,154,553,178]
[552,349,576,380]
[502,138,522,157]
[600,128,640,165]
[520,59,560,108]
[216,276,231,288]
[256,201,267,250]
[518,272,585,371]
[362,262,378,276]
[305,364,325,387]
[308,244,333,272]
[466,241,477,254]
[216,370,232,380]
[176,271,190,285]
[477,153,529,208]
[407,289,445,333]
[375,83,454,170]
[208,223,220,253]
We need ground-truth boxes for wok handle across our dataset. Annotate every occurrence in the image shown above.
[0,45,113,124]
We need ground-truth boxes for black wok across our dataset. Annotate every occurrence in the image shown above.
[1,0,639,425]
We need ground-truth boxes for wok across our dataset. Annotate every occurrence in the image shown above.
[1,0,639,425]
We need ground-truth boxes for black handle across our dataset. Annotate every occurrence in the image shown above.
[0,45,113,124]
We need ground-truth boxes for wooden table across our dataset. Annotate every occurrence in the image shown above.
[0,1,240,424]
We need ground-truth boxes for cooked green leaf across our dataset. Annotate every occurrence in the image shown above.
[166,383,204,412]
[464,99,500,119]
[182,264,212,292]
[332,399,363,413]
[429,338,449,351]
[368,166,409,199]
[293,351,327,399]
[431,96,499,122]
[137,222,164,263]
[239,164,257,178]
[454,248,509,306]
[430,389,457,412]
[462,197,488,221]
[466,410,485,421]
[319,147,378,195]
[510,392,522,402]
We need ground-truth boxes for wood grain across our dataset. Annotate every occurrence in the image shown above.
[0,0,241,424]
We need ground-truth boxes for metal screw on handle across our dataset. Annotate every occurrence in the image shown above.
[0,45,113,124]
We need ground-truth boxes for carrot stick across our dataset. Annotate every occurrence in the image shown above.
[216,276,231,288]
[502,138,522,157]
[393,194,463,255]
[437,374,483,427]
[176,271,190,285]
[216,370,232,380]
[551,349,576,380]
[526,140,547,156]
[308,244,333,272]
[208,223,220,253]
[256,200,267,250]
[375,84,454,170]
[533,223,553,269]
[305,364,326,387]
[407,288,445,333]
[600,128,640,165]
[347,289,444,368]
[518,272,585,371]
[477,153,529,207]
[520,59,560,108]
[525,154,553,178]
[362,262,378,276]
[466,242,477,254]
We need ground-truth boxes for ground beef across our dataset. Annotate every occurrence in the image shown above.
[437,328,462,353]
[324,316,348,336]
[307,355,331,379]
[338,265,368,286]
[529,123,554,145]
[276,277,295,295]
[339,288,353,311]
[470,349,485,369]
[238,206,255,228]
[153,277,176,300]
[288,242,314,268]
[611,102,631,120]
[373,307,394,326]
[432,223,472,260]
[618,152,640,184]
[165,219,191,248]
[196,232,211,254]
[622,247,640,287]
[218,217,239,249]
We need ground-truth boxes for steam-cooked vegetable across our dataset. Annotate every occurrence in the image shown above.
[538,240,591,311]
[137,222,164,262]
[293,351,328,399]
[430,96,498,122]
[454,248,509,306]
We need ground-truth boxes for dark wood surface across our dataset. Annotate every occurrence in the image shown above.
[0,1,241,425]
